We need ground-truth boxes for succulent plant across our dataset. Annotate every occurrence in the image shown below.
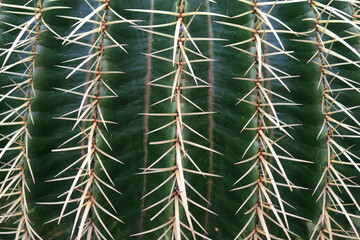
[0,0,359,239]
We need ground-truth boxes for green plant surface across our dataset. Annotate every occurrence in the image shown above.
[0,0,359,239]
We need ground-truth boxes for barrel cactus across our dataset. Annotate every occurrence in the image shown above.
[0,0,359,239]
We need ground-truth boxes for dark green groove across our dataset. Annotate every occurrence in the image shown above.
[269,3,325,238]
[29,1,91,238]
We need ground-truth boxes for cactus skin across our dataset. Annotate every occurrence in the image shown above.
[0,0,359,239]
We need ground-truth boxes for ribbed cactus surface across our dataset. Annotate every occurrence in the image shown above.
[0,0,359,239]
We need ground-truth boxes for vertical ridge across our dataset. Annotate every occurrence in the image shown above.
[139,0,154,237]
[204,0,214,234]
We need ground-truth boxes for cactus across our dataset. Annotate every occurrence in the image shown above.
[0,0,359,239]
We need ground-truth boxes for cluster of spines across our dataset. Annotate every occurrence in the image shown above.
[0,1,61,239]
[40,0,138,239]
[301,0,360,239]
[129,1,224,239]
[217,1,313,239]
